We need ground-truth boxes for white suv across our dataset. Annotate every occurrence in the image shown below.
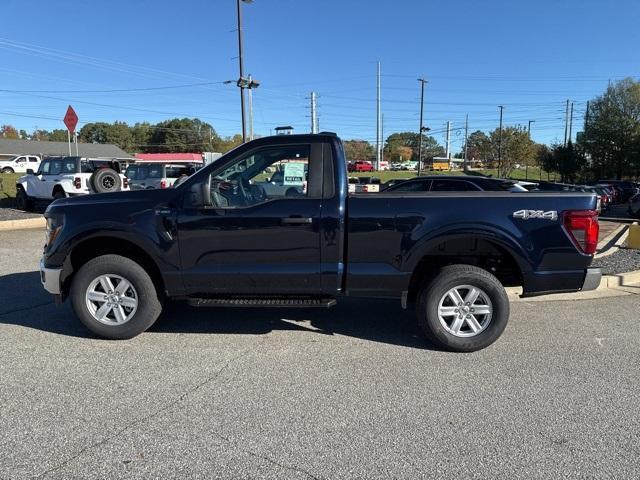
[16,156,129,211]
[0,155,41,174]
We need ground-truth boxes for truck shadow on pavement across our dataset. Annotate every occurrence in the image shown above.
[0,271,441,350]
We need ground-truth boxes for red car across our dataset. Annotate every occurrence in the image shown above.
[348,161,374,172]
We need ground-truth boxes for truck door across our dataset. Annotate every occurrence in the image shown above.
[176,141,325,295]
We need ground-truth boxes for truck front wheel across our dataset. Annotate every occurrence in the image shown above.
[417,264,509,352]
[70,254,162,339]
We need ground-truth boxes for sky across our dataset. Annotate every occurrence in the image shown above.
[1,0,639,151]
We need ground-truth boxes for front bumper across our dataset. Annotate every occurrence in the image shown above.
[40,259,62,295]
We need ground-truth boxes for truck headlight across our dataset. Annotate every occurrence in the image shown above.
[45,215,64,247]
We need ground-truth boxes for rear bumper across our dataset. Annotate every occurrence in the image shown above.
[40,259,62,295]
[521,268,601,297]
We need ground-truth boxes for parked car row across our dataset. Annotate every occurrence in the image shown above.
[14,156,205,211]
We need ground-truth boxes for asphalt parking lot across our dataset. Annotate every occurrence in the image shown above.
[1,228,640,479]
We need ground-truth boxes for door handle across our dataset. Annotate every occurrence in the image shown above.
[281,217,313,225]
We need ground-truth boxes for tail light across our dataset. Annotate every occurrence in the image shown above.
[73,177,81,189]
[563,210,599,255]
[123,177,129,189]
[160,179,167,189]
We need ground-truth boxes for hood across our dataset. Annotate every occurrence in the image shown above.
[46,187,178,211]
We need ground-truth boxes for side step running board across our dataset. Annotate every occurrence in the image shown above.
[187,297,337,308]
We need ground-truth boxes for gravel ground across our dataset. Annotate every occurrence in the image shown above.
[0,204,45,221]
[593,247,640,274]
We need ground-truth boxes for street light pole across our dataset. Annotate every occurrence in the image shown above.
[417,78,427,176]
[236,0,251,142]
[498,105,504,176]
[527,120,535,180]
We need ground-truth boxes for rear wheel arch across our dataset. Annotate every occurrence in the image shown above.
[407,234,525,303]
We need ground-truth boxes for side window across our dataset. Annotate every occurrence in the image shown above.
[200,144,311,208]
[49,159,63,175]
[62,159,77,174]
[392,180,430,192]
[38,160,51,175]
[430,180,472,192]
[29,156,40,162]
[147,165,163,178]
[14,156,26,164]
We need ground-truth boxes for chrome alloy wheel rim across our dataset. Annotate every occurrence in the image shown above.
[437,285,492,337]
[85,274,138,325]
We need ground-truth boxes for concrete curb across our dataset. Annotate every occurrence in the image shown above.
[0,217,45,231]
[594,225,630,259]
[507,269,640,302]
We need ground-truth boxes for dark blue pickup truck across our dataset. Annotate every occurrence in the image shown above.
[40,133,601,351]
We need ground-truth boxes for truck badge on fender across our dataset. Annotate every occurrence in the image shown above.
[513,210,558,221]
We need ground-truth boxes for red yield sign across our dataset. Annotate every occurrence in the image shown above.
[63,105,78,133]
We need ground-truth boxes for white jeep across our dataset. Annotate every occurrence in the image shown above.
[0,155,41,174]
[15,156,129,211]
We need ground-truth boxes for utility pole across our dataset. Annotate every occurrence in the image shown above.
[310,91,318,134]
[445,121,451,158]
[563,99,570,146]
[381,112,385,165]
[463,114,469,173]
[376,62,381,170]
[498,105,504,176]
[568,101,574,143]
[417,77,427,175]
[236,0,254,143]
[247,74,254,140]
[526,120,535,180]
[585,100,590,131]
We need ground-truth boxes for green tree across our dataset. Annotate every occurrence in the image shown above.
[147,118,217,153]
[540,142,586,182]
[31,129,50,141]
[343,140,374,161]
[130,122,153,152]
[385,132,445,161]
[580,77,640,179]
[79,121,132,150]
[49,129,69,142]
[464,130,492,160]
[214,134,243,153]
[489,126,537,177]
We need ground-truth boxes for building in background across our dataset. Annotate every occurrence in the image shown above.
[0,139,133,162]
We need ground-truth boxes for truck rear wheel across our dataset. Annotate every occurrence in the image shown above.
[416,264,509,352]
[70,254,162,339]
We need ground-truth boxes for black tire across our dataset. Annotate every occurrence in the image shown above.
[53,189,66,200]
[416,264,509,352]
[15,187,34,212]
[90,168,121,193]
[2,167,14,174]
[70,254,162,339]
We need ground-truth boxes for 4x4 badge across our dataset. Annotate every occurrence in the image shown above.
[513,209,558,221]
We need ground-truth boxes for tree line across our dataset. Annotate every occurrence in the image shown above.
[2,77,639,179]
[0,118,244,154]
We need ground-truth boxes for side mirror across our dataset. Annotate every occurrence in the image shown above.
[26,169,35,175]
[187,176,212,208]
